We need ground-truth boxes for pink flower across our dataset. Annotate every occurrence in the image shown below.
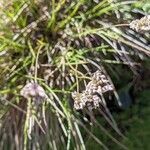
[20,82,47,101]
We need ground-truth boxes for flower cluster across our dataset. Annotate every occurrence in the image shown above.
[20,82,47,102]
[129,15,150,32]
[72,70,114,110]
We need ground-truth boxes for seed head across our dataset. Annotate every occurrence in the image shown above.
[72,70,114,110]
[130,15,150,32]
[20,82,47,101]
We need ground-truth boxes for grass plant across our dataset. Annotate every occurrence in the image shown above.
[0,0,149,149]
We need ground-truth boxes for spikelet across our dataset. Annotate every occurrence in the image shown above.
[72,70,114,110]
[129,15,150,32]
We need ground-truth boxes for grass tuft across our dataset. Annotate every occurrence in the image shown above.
[0,0,149,149]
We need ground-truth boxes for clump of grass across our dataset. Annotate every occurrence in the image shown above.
[0,0,149,149]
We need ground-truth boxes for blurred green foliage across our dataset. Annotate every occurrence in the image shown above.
[133,0,150,13]
[123,90,150,150]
